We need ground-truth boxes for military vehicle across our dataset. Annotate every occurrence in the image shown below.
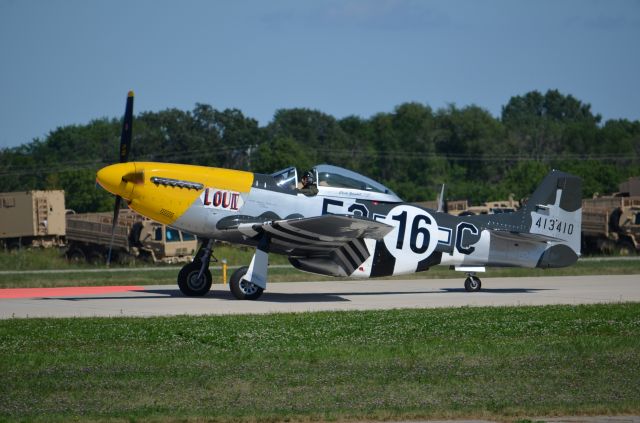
[0,189,197,263]
[65,209,198,264]
[581,177,640,255]
[0,190,66,250]
[457,195,520,216]
[414,196,520,216]
[582,196,640,255]
[619,176,640,197]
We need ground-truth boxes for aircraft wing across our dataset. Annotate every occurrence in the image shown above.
[236,214,393,276]
[238,214,392,249]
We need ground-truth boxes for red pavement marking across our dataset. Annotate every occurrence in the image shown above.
[0,286,145,299]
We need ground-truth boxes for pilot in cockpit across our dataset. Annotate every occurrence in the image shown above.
[297,171,319,196]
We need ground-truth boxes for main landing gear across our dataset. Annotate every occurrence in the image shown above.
[177,238,267,300]
[464,273,482,292]
[177,239,214,296]
[229,266,264,300]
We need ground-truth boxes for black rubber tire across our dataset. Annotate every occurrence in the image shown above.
[229,266,264,300]
[177,261,212,296]
[87,251,104,265]
[7,241,21,251]
[464,276,481,292]
[67,249,86,263]
[617,240,636,256]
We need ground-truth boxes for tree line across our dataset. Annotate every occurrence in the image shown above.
[1,89,638,213]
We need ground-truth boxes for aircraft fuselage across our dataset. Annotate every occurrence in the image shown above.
[97,161,581,280]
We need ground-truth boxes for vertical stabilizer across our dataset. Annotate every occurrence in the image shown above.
[520,170,582,267]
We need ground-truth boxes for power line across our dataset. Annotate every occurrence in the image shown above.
[0,146,637,178]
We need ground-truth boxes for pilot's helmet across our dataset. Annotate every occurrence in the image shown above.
[302,171,315,185]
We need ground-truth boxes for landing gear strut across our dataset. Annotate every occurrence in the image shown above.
[464,273,482,292]
[229,235,270,300]
[177,239,214,296]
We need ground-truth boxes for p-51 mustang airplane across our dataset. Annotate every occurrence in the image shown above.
[97,92,582,300]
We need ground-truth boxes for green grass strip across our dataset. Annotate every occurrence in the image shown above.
[1,245,640,289]
[1,303,639,422]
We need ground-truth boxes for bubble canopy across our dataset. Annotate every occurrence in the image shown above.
[271,164,403,203]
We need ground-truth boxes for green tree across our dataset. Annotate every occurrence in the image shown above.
[501,89,601,158]
[434,104,506,183]
[252,136,313,175]
[337,115,377,175]
[500,161,550,199]
[596,119,639,157]
[0,91,638,212]
[265,108,349,166]
[53,169,113,213]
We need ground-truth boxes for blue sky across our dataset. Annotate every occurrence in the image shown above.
[1,0,639,149]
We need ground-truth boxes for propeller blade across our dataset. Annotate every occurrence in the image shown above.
[119,91,134,163]
[107,91,134,266]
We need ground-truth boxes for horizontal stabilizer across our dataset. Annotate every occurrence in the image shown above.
[490,229,567,244]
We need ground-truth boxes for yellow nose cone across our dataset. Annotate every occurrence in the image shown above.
[96,163,137,200]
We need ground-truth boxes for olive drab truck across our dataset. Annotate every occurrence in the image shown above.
[453,195,521,216]
[581,196,640,255]
[581,177,640,255]
[65,209,198,264]
[0,190,66,250]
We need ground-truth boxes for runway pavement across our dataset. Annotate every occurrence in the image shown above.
[1,274,639,318]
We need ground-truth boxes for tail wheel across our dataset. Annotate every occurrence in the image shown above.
[229,266,264,300]
[178,261,212,296]
[464,276,481,292]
